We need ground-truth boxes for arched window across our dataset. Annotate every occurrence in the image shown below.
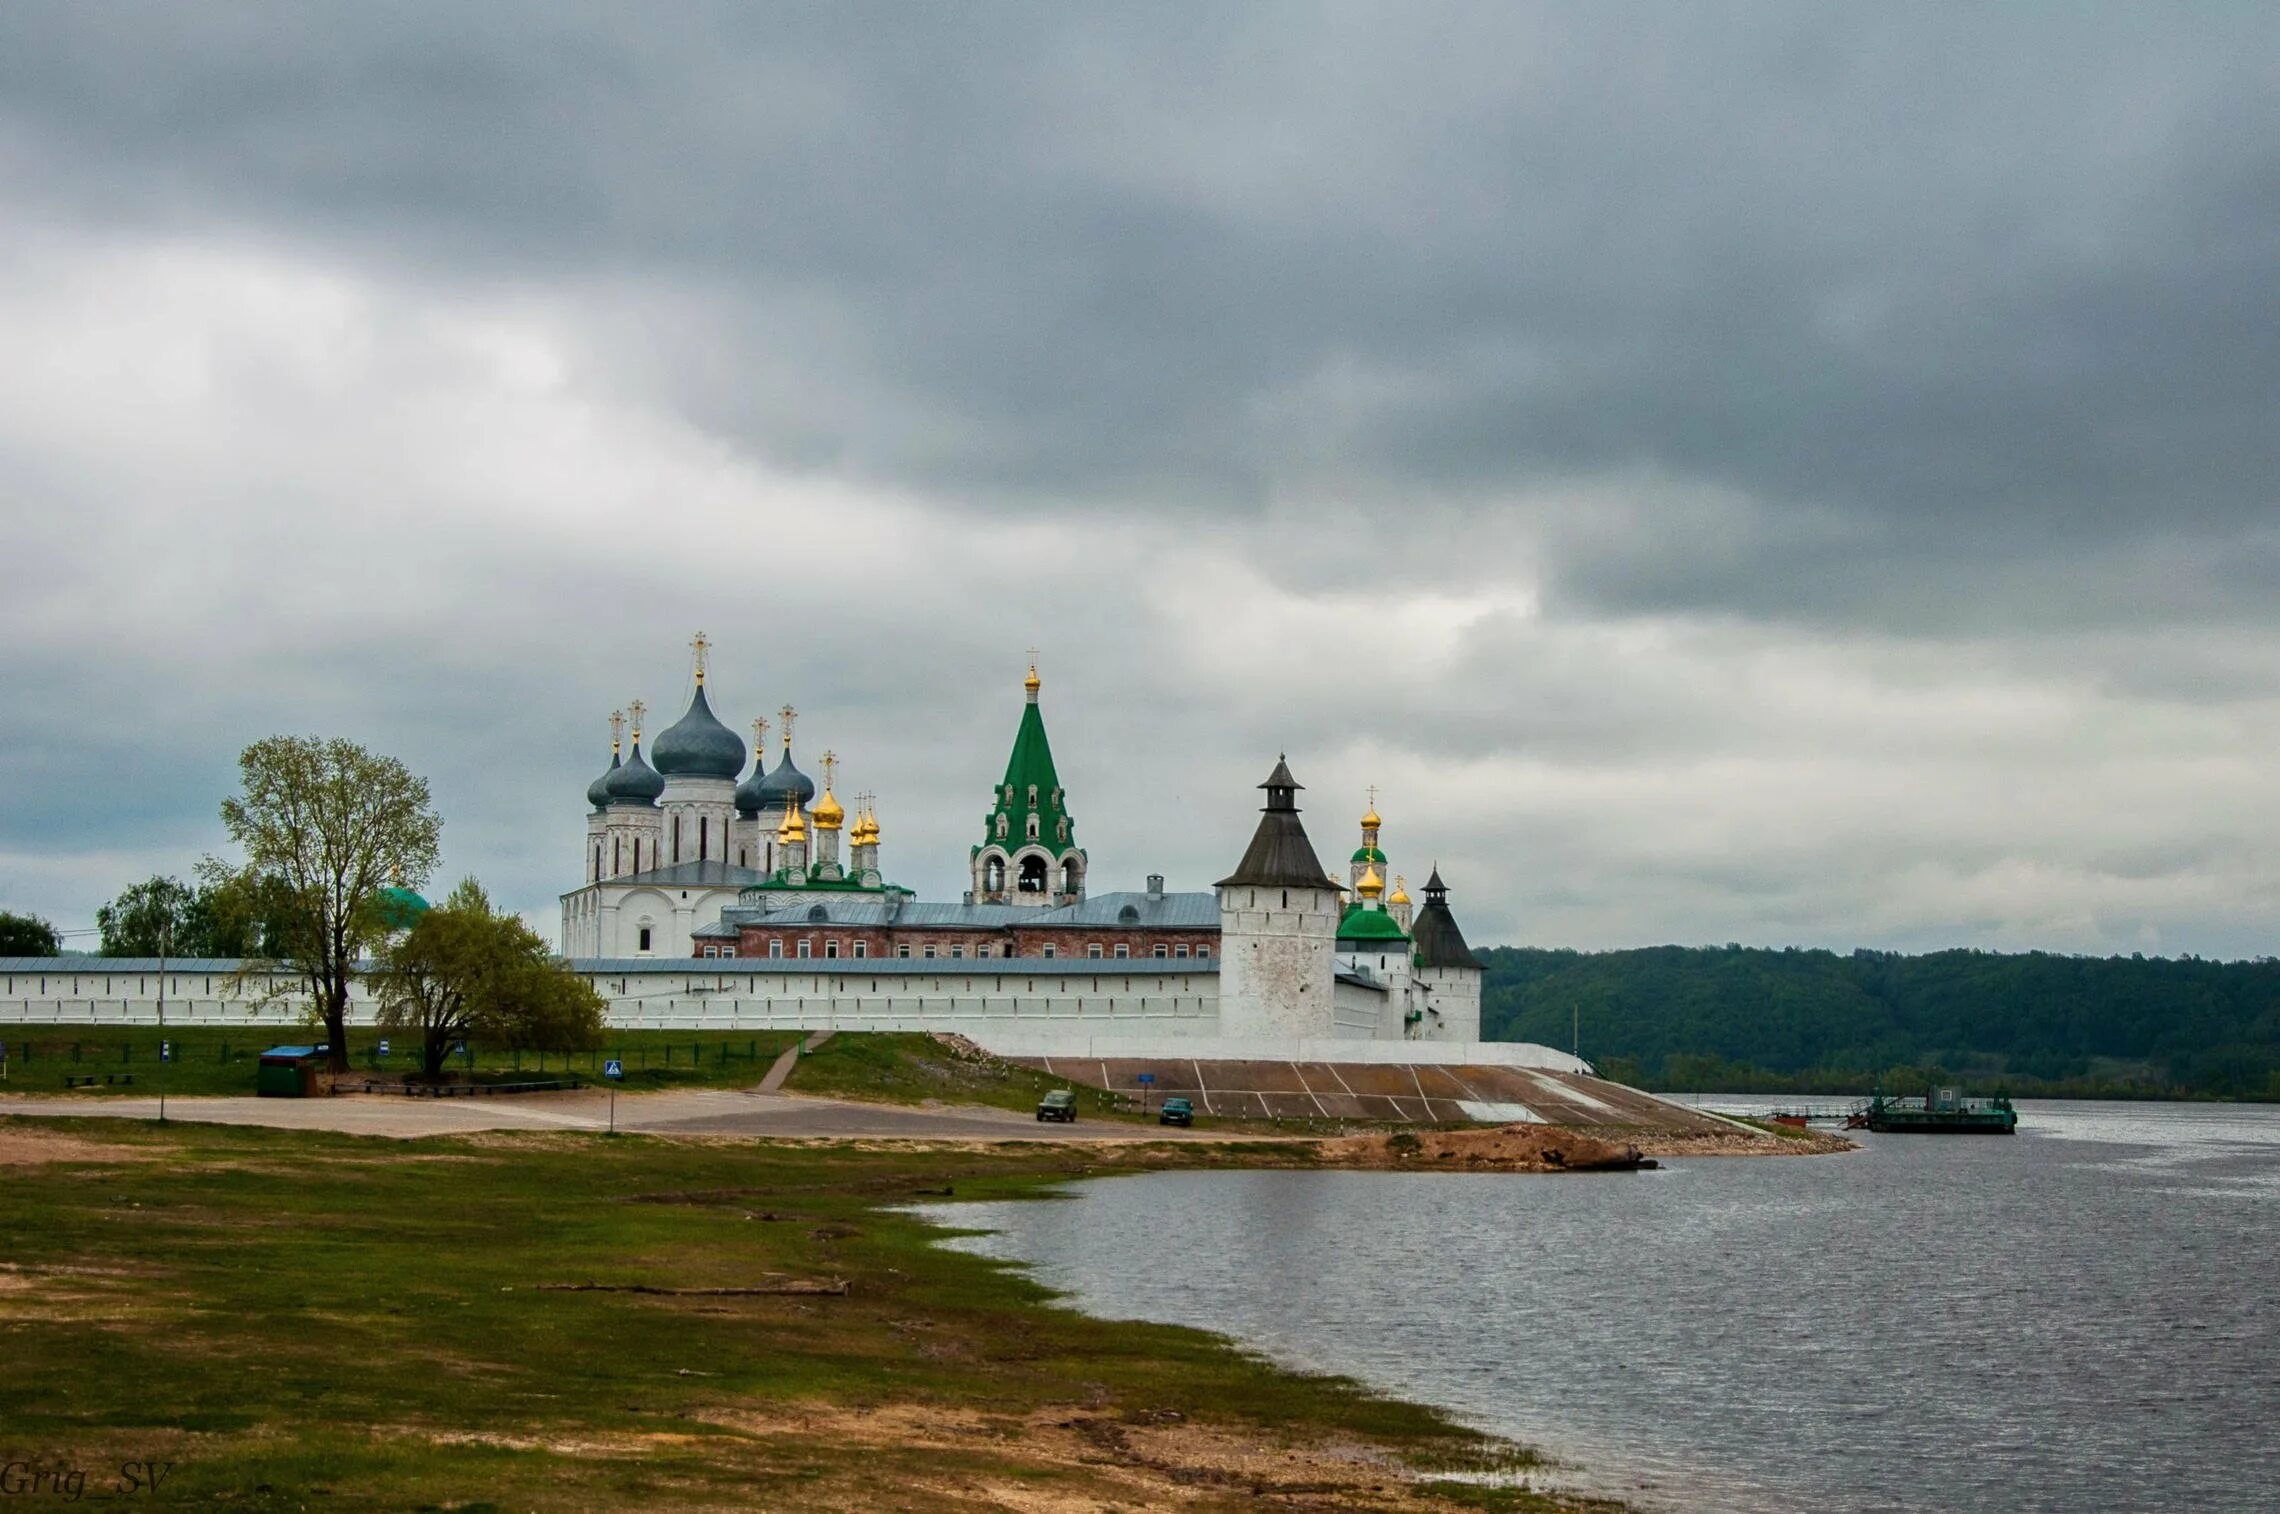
[671,815,681,863]
[1027,784,1038,807]
[699,817,708,861]
[1063,857,1083,897]
[984,855,1006,893]
[1019,854,1048,893]
[1026,815,1039,840]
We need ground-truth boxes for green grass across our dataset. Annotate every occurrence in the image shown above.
[0,1116,1605,1512]
[0,1026,802,1097]
[780,1032,1148,1121]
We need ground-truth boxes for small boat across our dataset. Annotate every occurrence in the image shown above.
[1845,1088,2017,1134]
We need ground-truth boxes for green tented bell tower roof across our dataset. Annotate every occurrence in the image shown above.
[978,662,1081,858]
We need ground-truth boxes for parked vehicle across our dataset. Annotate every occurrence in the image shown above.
[1157,1096,1194,1127]
[1036,1089,1078,1123]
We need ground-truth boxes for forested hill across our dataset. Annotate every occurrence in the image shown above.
[1480,945,2280,1100]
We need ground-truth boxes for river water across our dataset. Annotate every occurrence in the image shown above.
[918,1101,2279,1512]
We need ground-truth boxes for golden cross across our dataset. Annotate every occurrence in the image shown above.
[690,630,711,683]
[1366,784,1378,812]
[779,704,797,748]
[628,699,647,739]
[750,715,768,754]
[609,709,625,752]
[820,751,838,790]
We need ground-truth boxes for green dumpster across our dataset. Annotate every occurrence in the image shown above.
[256,1046,325,1098]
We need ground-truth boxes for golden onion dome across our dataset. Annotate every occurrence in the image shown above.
[812,787,845,828]
[1357,863,1385,899]
[1024,662,1041,695]
[1362,806,1382,831]
[776,804,807,842]
[1388,875,1411,906]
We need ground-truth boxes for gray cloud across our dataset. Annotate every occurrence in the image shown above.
[1,4,2276,956]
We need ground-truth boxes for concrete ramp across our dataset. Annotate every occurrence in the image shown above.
[1011,1056,1726,1133]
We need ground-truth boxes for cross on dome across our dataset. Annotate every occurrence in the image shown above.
[690,629,711,684]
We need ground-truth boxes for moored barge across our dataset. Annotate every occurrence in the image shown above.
[1846,1088,2017,1134]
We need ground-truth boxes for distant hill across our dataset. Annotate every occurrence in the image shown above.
[1480,944,2280,1100]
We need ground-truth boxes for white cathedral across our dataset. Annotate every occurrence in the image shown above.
[552,637,1528,1056]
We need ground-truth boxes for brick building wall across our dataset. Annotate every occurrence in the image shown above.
[724,921,1217,963]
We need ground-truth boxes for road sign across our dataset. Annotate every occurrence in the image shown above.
[160,1041,172,1063]
[604,1059,625,1080]
[378,1039,390,1057]
[1135,1072,1154,1084]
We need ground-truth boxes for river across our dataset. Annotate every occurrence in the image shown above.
[918,1100,2279,1512]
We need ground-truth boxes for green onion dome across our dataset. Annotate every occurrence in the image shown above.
[1351,844,1387,865]
[374,886,430,931]
[1336,903,1411,945]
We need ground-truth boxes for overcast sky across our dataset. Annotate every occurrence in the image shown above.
[3,2,2277,958]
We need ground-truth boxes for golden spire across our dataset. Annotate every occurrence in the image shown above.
[690,629,711,686]
[778,704,797,750]
[776,802,807,842]
[609,709,625,756]
[852,792,879,847]
[813,751,845,828]
[628,699,647,743]
[1358,863,1385,900]
[1024,647,1041,698]
[1388,874,1410,906]
[750,715,768,760]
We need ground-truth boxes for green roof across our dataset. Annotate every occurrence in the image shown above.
[981,690,1081,858]
[1336,903,1409,943]
[374,886,430,930]
[1350,844,1386,865]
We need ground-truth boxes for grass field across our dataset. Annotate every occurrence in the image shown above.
[0,1117,1611,1512]
[0,1025,804,1097]
[780,1032,1153,1123]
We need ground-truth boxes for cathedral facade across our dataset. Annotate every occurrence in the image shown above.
[559,639,1489,1045]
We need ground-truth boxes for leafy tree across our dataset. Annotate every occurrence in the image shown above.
[0,910,60,956]
[204,736,443,1072]
[97,873,306,957]
[371,879,605,1080]
[97,876,201,956]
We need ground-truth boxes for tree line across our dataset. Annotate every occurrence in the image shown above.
[1482,943,2280,1100]
[6,735,601,1078]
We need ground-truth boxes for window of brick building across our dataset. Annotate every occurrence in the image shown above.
[1174,945,1189,959]
[824,940,839,959]
[1197,945,1211,959]
[796,939,811,959]
[923,944,936,959]
[897,944,911,959]
[768,939,783,959]
[1114,944,1130,959]
[852,941,867,959]
[1153,944,1168,959]
[949,945,963,959]
[1042,945,1057,959]
[1087,943,1103,959]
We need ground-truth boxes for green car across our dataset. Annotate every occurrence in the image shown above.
[1036,1089,1078,1123]
[1158,1096,1194,1127]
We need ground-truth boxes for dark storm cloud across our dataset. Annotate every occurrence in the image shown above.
[4,2,2276,629]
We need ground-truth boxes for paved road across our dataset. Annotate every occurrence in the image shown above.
[0,1087,1224,1142]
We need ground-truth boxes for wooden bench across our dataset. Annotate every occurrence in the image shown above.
[64,1073,135,1089]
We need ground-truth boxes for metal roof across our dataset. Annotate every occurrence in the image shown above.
[567,956,1218,977]
[715,889,1219,932]
[581,860,771,890]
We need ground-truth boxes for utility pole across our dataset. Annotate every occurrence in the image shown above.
[156,920,170,1124]
[1572,1002,1579,1063]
